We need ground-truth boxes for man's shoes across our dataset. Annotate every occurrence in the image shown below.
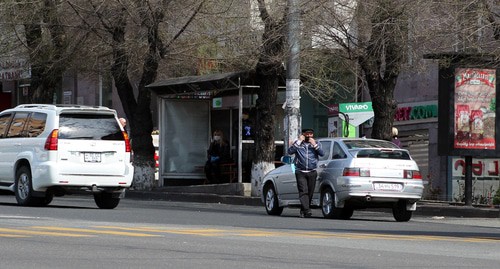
[299,211,312,218]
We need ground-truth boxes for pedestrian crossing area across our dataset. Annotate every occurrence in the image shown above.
[0,225,498,243]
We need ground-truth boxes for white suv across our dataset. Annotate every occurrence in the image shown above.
[0,104,134,209]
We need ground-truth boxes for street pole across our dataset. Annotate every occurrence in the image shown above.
[464,156,473,206]
[284,0,301,153]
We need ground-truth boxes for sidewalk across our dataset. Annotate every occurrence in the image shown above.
[125,183,500,218]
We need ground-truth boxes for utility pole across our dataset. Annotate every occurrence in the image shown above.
[284,0,301,153]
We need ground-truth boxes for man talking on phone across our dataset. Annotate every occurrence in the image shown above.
[288,128,324,218]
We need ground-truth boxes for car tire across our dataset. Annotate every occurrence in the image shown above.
[321,187,353,219]
[94,192,120,209]
[38,194,54,206]
[392,200,412,222]
[14,166,39,206]
[340,207,354,220]
[321,187,339,219]
[264,184,284,216]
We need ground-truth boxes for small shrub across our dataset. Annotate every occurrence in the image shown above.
[493,188,500,205]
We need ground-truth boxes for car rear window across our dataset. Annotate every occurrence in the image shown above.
[355,149,411,160]
[344,140,399,149]
[58,113,123,140]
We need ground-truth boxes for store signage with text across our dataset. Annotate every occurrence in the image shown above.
[394,104,438,121]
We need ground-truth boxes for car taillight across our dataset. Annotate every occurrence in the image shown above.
[44,129,59,151]
[122,131,131,153]
[343,168,370,177]
[360,168,370,177]
[343,168,359,176]
[404,170,422,179]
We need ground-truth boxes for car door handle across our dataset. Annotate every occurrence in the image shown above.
[319,164,327,168]
[14,143,22,146]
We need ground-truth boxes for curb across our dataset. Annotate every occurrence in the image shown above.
[125,191,262,206]
[124,191,500,218]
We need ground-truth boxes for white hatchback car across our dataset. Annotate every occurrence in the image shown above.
[0,104,134,209]
[261,138,424,221]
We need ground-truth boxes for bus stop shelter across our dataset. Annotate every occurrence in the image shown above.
[147,71,258,186]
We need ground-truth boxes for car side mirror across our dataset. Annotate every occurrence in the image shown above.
[281,155,293,164]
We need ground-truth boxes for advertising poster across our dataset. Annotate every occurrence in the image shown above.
[454,68,496,150]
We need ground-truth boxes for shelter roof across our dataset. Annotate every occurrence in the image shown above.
[147,70,255,96]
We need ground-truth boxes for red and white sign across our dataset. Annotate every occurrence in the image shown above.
[454,68,496,150]
[0,59,30,81]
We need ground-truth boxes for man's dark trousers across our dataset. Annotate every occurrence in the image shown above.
[295,170,317,214]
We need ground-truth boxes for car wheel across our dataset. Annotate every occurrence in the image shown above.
[321,187,338,219]
[264,184,283,216]
[14,166,38,206]
[392,200,412,222]
[321,187,352,219]
[94,192,120,209]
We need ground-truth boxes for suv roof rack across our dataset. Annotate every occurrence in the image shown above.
[15,104,111,110]
[15,104,58,110]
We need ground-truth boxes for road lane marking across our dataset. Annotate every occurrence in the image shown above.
[91,226,500,243]
[93,226,226,237]
[30,226,161,237]
[0,233,29,238]
[0,225,498,243]
[0,227,90,237]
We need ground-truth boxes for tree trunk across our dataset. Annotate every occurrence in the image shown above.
[25,22,54,103]
[365,72,398,141]
[24,0,66,104]
[102,1,201,190]
[358,0,406,141]
[252,72,280,195]
[252,0,286,196]
[109,7,159,191]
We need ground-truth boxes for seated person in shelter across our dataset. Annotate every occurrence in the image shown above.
[204,130,230,184]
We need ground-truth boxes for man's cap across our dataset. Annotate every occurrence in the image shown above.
[302,128,314,133]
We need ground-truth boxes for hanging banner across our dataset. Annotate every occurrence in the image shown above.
[454,68,496,150]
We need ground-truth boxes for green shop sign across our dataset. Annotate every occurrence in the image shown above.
[339,102,373,113]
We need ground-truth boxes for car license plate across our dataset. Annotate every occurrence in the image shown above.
[84,152,101,163]
[373,183,403,191]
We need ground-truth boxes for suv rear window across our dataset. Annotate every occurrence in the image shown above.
[58,114,123,140]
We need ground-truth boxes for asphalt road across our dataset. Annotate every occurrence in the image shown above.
[0,194,499,269]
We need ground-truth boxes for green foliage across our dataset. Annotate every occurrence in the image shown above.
[493,188,500,205]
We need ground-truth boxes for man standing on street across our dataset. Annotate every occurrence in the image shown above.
[288,128,324,218]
